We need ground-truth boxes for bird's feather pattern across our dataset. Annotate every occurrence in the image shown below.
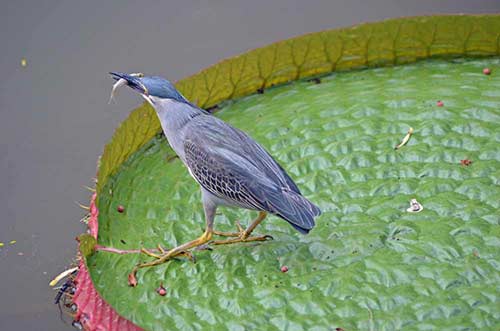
[182,115,320,232]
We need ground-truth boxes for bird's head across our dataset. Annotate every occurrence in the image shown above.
[109,72,188,106]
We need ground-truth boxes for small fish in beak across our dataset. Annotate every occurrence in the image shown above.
[108,72,144,104]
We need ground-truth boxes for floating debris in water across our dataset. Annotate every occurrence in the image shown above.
[54,275,76,305]
[460,159,473,166]
[83,185,95,192]
[406,199,423,213]
[20,58,27,67]
[394,127,414,150]
[80,213,91,224]
[75,201,90,210]
[483,68,491,75]
[72,320,83,330]
[49,267,79,287]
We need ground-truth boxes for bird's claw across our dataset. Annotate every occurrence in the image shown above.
[211,221,273,245]
[157,244,166,254]
[213,221,246,238]
[209,233,273,245]
[141,247,161,259]
[177,250,196,263]
[140,246,195,262]
[194,243,213,251]
[235,220,244,233]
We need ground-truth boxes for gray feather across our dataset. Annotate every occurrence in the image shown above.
[183,114,321,232]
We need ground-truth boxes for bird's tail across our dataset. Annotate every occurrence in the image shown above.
[266,188,321,234]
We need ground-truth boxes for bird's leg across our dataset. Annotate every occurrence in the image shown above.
[244,211,268,237]
[129,197,216,284]
[211,211,273,245]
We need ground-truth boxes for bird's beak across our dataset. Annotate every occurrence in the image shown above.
[109,72,149,95]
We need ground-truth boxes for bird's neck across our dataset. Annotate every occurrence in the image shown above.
[152,98,204,157]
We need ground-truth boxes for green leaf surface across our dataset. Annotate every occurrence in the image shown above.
[90,58,500,330]
[78,234,97,260]
[96,15,500,194]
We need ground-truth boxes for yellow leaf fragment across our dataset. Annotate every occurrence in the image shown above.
[395,127,414,150]
[49,267,78,287]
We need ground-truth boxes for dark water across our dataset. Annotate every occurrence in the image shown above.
[1,1,499,330]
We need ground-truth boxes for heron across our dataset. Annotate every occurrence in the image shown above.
[109,72,321,282]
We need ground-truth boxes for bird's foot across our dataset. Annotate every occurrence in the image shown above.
[211,221,273,245]
[140,246,196,262]
[210,234,273,245]
[129,231,213,286]
[129,248,195,286]
[212,220,245,237]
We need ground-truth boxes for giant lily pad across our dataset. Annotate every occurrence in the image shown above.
[85,15,500,331]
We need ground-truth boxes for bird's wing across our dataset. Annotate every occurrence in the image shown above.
[182,115,320,232]
[182,116,277,210]
[228,126,302,194]
[186,114,299,188]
